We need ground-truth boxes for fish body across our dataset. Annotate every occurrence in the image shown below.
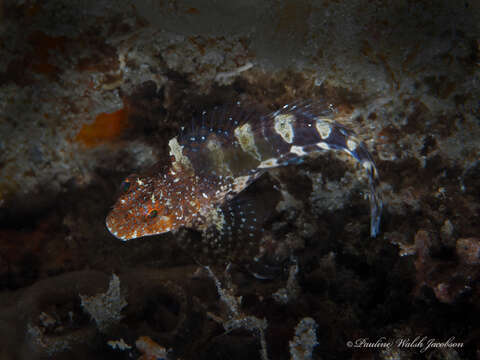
[106,103,382,241]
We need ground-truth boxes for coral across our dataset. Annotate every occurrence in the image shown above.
[107,338,132,350]
[272,263,300,304]
[80,274,127,332]
[289,317,319,360]
[456,237,480,266]
[413,230,480,304]
[118,267,192,342]
[9,271,109,357]
[26,322,76,356]
[206,266,269,360]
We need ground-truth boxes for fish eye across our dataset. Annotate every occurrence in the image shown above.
[120,180,131,192]
[147,209,158,219]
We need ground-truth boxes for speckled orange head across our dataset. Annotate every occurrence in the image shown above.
[106,170,203,241]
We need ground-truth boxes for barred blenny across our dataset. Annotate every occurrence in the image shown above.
[106,102,382,242]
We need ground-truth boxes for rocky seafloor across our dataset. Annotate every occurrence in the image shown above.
[0,1,479,359]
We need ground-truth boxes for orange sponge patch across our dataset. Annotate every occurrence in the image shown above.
[76,108,129,147]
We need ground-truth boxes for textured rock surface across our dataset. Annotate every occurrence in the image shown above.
[0,0,479,359]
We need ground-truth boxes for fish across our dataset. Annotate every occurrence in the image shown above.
[106,102,382,243]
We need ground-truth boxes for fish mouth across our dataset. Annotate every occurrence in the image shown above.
[105,217,125,241]
[105,211,131,241]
